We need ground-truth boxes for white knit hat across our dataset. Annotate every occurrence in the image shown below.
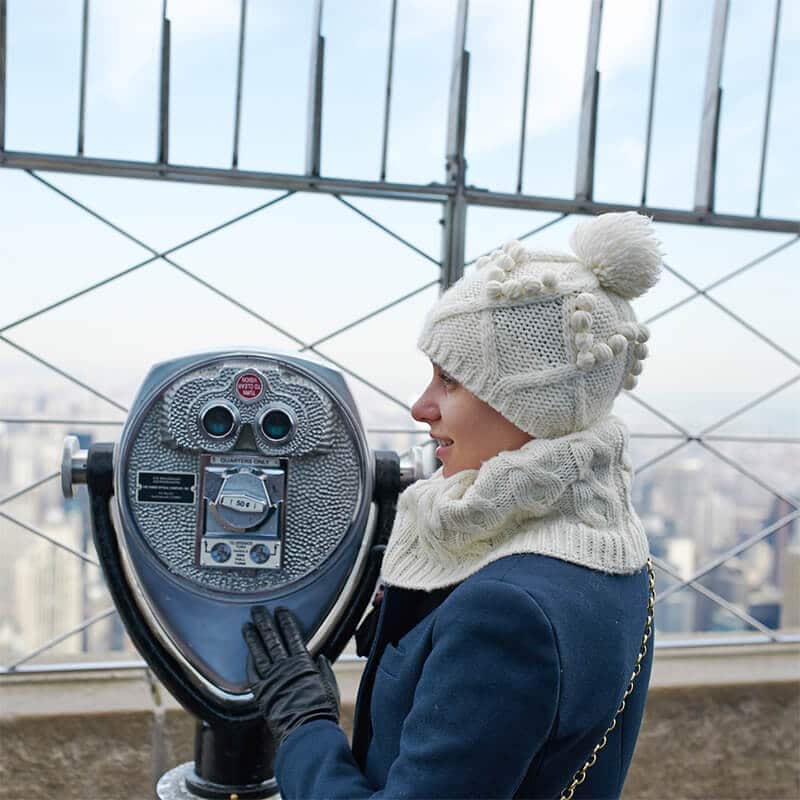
[418,212,663,439]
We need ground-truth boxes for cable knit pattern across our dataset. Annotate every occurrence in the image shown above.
[417,213,663,439]
[381,415,649,590]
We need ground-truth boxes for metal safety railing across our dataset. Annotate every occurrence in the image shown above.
[0,0,798,671]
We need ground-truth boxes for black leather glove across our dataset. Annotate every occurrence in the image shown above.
[242,606,340,747]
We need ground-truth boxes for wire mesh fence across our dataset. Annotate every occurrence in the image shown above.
[0,0,798,670]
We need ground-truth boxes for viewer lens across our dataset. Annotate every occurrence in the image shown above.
[201,405,236,438]
[261,409,293,442]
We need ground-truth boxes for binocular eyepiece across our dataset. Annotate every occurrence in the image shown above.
[62,350,435,799]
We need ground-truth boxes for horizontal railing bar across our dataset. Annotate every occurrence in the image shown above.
[654,634,800,648]
[0,418,124,425]
[0,659,148,674]
[5,633,800,674]
[0,152,450,202]
[464,189,800,234]
[1,152,798,232]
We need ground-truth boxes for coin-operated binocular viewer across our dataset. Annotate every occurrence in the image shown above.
[62,351,435,799]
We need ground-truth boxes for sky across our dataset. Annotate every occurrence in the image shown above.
[0,0,798,444]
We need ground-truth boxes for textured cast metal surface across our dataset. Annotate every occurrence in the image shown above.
[161,365,335,456]
[122,358,362,593]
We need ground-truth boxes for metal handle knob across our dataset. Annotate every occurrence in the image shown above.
[61,435,88,498]
[399,441,438,489]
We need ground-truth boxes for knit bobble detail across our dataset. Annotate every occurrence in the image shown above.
[636,324,651,343]
[570,310,592,332]
[575,292,597,312]
[592,342,614,365]
[577,350,596,370]
[623,374,638,390]
[484,266,506,282]
[608,334,628,355]
[521,277,542,295]
[495,253,515,272]
[486,280,504,300]
[541,271,559,291]
[475,255,492,270]
[506,280,525,300]
[630,360,643,376]
[503,240,527,264]
[618,322,639,341]
[575,332,594,350]
[634,342,649,359]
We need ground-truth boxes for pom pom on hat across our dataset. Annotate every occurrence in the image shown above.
[569,211,663,300]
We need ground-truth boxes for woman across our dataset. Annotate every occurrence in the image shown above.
[244,211,661,799]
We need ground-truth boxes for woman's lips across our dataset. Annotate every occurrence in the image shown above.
[432,437,454,459]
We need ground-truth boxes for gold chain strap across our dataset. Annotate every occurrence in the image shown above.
[558,557,656,800]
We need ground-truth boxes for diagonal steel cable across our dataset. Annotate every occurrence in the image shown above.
[656,508,800,604]
[0,472,60,505]
[645,235,800,326]
[625,392,691,437]
[334,195,441,265]
[634,439,691,474]
[698,439,800,509]
[169,261,410,412]
[653,560,780,641]
[304,210,573,356]
[0,508,99,566]
[301,279,439,351]
[28,172,411,413]
[464,213,569,267]
[0,334,129,412]
[698,373,800,437]
[651,555,781,641]
[653,259,799,368]
[1,180,295,336]
[4,606,117,671]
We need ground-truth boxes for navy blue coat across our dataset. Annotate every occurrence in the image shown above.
[276,553,654,799]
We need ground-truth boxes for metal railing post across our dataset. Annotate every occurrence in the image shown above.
[694,0,730,214]
[440,0,469,291]
[575,0,603,203]
[305,0,324,178]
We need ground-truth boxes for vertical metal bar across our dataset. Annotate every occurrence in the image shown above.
[77,0,90,155]
[379,0,398,181]
[440,0,469,290]
[305,0,324,177]
[0,0,6,152]
[756,0,781,216]
[232,0,247,168]
[574,0,603,202]
[158,1,171,166]
[641,0,662,206]
[694,0,729,213]
[516,0,535,194]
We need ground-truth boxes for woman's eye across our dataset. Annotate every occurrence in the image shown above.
[439,372,457,387]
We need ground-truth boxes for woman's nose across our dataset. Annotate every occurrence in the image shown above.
[411,385,440,424]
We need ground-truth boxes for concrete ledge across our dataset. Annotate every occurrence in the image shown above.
[2,648,798,800]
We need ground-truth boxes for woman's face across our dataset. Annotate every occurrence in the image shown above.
[411,362,533,477]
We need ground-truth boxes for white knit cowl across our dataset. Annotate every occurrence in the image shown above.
[380,415,650,590]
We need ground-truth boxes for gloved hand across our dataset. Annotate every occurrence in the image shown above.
[242,606,340,747]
